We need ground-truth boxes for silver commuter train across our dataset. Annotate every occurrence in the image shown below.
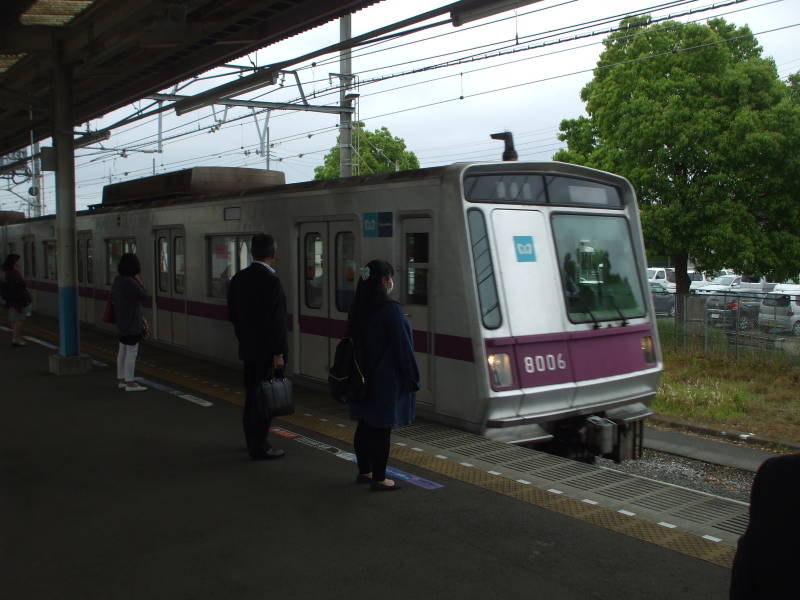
[1,161,662,460]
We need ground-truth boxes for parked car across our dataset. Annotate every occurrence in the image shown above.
[706,291,762,330]
[758,284,800,335]
[650,281,676,317]
[688,271,710,292]
[647,267,676,292]
[695,274,741,295]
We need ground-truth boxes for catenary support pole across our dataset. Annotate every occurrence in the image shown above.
[339,14,353,178]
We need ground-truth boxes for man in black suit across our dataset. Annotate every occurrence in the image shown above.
[730,452,800,598]
[227,234,288,460]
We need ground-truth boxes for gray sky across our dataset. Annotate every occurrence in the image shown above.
[2,0,799,213]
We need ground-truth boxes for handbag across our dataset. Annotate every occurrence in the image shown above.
[260,370,294,417]
[101,298,115,324]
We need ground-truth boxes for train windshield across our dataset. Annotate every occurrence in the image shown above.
[552,214,646,323]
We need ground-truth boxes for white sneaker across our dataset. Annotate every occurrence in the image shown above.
[124,382,148,392]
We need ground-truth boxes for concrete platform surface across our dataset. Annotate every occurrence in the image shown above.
[0,330,733,600]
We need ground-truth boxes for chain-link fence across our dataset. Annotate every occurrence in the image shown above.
[656,291,800,362]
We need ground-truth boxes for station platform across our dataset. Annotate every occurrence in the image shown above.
[2,313,739,599]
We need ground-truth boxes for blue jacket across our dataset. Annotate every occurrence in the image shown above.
[349,301,420,429]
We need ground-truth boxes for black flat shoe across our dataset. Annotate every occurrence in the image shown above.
[370,481,402,492]
[356,474,373,484]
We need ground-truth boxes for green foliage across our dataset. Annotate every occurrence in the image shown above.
[555,16,800,288]
[314,122,420,180]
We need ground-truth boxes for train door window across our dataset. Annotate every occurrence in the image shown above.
[106,238,137,283]
[335,232,355,312]
[158,236,170,293]
[86,239,93,284]
[77,239,84,283]
[404,233,429,306]
[43,241,57,280]
[174,236,185,294]
[467,209,502,329]
[305,232,323,309]
[238,238,250,273]
[208,236,236,298]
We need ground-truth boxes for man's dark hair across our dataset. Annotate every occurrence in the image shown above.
[251,234,276,260]
[117,253,141,277]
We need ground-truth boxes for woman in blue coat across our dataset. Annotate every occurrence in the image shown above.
[348,259,419,491]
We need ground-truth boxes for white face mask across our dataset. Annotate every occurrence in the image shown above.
[386,278,394,295]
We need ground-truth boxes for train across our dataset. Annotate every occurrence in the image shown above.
[1,159,662,461]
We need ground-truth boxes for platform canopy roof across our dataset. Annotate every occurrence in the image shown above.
[0,0,381,158]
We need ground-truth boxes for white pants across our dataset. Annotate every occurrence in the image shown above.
[117,342,139,382]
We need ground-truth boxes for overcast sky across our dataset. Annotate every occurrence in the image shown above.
[2,0,798,213]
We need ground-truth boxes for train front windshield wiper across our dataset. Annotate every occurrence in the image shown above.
[607,296,629,327]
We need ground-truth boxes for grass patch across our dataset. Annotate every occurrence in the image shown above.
[654,321,800,443]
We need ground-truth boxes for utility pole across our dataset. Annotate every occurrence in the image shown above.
[339,14,353,178]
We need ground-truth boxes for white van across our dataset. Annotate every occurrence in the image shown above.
[758,284,800,335]
[647,267,675,291]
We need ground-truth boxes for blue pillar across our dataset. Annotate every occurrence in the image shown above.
[58,286,80,355]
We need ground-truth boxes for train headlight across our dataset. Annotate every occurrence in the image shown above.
[641,336,656,364]
[487,353,513,387]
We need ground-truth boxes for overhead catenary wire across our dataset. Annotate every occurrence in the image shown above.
[13,0,788,208]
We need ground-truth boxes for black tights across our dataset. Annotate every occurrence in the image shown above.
[353,420,392,481]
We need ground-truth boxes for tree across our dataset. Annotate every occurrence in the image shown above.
[554,16,800,298]
[314,122,419,180]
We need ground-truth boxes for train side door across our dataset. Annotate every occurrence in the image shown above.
[298,223,330,380]
[153,227,187,346]
[401,218,432,405]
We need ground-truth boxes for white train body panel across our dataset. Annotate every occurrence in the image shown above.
[1,162,663,449]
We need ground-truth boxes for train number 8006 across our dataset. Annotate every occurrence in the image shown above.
[523,353,567,374]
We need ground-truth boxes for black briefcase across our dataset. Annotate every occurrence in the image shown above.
[260,372,294,417]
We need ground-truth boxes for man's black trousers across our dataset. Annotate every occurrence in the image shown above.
[242,361,273,457]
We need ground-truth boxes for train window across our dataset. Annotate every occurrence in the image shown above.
[43,241,57,280]
[106,239,137,284]
[28,241,36,278]
[464,174,546,204]
[23,242,31,278]
[545,176,622,208]
[158,237,169,293]
[552,214,646,324]
[467,209,502,329]
[335,232,355,313]
[86,239,93,284]
[174,236,185,294]
[405,233,429,306]
[77,239,84,283]
[305,233,323,309]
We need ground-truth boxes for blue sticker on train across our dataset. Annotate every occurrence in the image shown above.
[363,212,392,238]
[363,213,378,237]
[514,236,536,262]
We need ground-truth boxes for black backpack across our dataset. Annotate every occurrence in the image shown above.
[328,337,367,404]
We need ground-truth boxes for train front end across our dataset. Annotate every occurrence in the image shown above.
[460,162,661,461]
